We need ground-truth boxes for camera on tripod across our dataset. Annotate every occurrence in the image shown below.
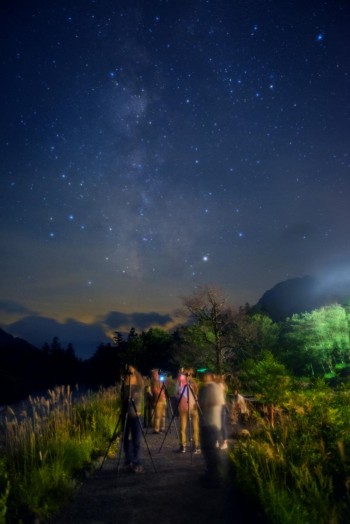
[157,369,167,382]
[179,367,193,379]
[123,364,134,376]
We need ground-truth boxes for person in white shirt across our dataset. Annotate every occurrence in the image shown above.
[198,371,222,487]
[232,389,249,424]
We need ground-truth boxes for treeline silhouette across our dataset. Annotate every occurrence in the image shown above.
[0,327,179,405]
[2,290,350,406]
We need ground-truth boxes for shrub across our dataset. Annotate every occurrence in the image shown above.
[230,384,350,523]
[1,385,121,522]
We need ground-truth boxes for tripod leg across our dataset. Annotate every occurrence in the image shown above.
[159,386,185,452]
[189,382,206,424]
[186,382,202,461]
[164,385,179,438]
[130,399,157,473]
[186,384,193,463]
[99,410,123,471]
[116,410,130,475]
[145,386,162,435]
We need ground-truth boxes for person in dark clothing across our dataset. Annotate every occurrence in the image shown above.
[121,365,144,473]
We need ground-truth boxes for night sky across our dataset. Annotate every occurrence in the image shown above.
[1,0,349,357]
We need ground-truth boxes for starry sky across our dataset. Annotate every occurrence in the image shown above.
[1,0,349,358]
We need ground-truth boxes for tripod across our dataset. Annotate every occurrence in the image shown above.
[159,374,202,463]
[146,378,179,438]
[99,371,157,475]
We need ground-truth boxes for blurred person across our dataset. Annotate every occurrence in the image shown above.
[198,370,222,487]
[215,374,229,450]
[121,365,144,473]
[176,368,200,453]
[143,376,153,428]
[150,369,167,433]
[232,389,249,425]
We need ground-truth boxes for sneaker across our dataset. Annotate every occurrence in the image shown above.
[215,440,219,448]
[180,445,186,453]
[194,447,201,454]
[220,441,228,450]
[132,464,144,473]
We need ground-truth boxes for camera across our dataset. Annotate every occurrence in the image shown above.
[124,364,133,375]
[158,369,166,382]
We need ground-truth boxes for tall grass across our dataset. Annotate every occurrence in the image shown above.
[230,386,350,523]
[0,385,121,523]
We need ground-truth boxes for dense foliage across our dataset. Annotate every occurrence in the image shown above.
[0,386,120,523]
[2,288,350,521]
[231,363,350,523]
[2,289,350,406]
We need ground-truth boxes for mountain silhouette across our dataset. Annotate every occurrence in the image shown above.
[257,275,350,321]
[0,327,39,352]
[0,328,48,404]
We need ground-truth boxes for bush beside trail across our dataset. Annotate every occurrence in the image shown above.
[0,385,120,523]
[1,378,350,523]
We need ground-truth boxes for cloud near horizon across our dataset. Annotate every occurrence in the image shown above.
[0,300,37,315]
[104,311,174,333]
[0,309,177,360]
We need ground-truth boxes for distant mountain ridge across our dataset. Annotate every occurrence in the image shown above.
[257,275,350,321]
[0,327,39,352]
[1,275,350,357]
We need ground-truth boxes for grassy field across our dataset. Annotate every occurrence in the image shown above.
[229,384,350,523]
[0,385,121,523]
[1,381,350,523]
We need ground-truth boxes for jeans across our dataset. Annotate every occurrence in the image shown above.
[221,405,228,441]
[153,399,167,432]
[179,408,200,448]
[123,416,141,465]
[200,425,221,480]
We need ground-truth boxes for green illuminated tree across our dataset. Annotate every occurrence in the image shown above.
[240,351,291,426]
[280,304,350,376]
[233,312,280,364]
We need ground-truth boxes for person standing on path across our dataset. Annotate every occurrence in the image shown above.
[121,365,144,473]
[198,370,222,487]
[215,374,229,450]
[150,369,167,433]
[176,368,200,453]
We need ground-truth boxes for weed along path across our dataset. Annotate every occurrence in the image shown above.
[52,426,252,524]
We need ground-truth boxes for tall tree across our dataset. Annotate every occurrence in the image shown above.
[233,312,280,364]
[181,285,237,374]
[139,327,176,374]
[240,351,291,426]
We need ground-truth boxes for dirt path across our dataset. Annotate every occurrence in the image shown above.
[51,424,258,524]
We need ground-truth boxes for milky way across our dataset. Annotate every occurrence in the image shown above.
[1,1,349,356]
